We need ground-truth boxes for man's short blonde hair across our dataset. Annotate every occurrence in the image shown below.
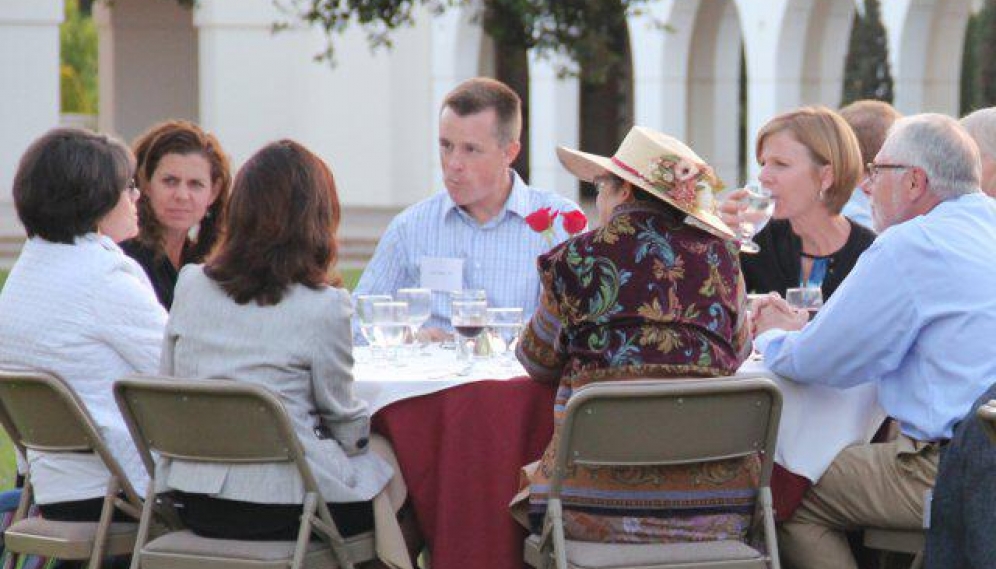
[756,106,863,214]
[839,100,902,166]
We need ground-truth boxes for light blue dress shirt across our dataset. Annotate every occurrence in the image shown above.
[842,189,875,232]
[353,170,582,333]
[755,192,996,441]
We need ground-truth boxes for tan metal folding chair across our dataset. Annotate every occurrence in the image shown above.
[0,369,143,569]
[523,375,783,569]
[113,376,376,569]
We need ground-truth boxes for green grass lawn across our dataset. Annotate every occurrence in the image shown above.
[0,266,365,489]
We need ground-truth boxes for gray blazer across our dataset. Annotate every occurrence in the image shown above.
[158,265,392,504]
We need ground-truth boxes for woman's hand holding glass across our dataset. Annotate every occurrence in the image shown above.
[721,184,774,254]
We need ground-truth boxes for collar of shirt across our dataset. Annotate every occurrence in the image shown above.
[440,170,531,229]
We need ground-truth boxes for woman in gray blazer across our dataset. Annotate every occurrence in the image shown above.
[160,140,394,541]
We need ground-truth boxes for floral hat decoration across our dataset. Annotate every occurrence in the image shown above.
[555,126,735,240]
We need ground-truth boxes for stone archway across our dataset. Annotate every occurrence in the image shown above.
[882,0,973,115]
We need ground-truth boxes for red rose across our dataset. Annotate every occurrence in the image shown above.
[525,207,557,232]
[560,209,587,235]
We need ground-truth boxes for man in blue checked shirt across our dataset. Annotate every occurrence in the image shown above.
[353,78,582,339]
[752,114,996,569]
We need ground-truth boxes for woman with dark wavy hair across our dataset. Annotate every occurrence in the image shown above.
[160,140,418,563]
[121,120,231,309]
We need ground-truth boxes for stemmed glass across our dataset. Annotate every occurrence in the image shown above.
[396,288,432,354]
[487,307,524,363]
[446,290,486,348]
[785,286,824,319]
[371,301,409,363]
[354,294,392,361]
[737,183,774,254]
[451,300,488,374]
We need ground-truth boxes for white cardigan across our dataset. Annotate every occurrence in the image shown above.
[0,235,166,503]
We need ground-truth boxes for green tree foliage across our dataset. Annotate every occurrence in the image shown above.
[961,11,979,115]
[274,0,650,80]
[973,0,996,110]
[842,0,894,105]
[60,0,98,114]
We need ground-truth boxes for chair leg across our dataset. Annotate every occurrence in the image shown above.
[129,480,157,569]
[89,477,121,569]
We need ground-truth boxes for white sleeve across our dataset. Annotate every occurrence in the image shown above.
[91,265,167,375]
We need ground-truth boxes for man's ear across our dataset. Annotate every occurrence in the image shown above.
[504,139,522,166]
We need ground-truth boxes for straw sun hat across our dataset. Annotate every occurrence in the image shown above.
[556,126,735,240]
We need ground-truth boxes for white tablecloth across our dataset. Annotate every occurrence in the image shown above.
[355,348,886,482]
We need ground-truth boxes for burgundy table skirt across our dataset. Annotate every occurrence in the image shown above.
[372,377,811,569]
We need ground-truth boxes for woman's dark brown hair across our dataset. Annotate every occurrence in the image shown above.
[132,120,231,262]
[205,140,343,305]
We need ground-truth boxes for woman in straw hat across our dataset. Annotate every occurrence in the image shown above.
[514,126,754,543]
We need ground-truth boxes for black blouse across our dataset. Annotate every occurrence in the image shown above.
[740,218,876,300]
[120,239,192,310]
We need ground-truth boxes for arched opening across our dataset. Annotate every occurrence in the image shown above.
[687,0,743,187]
[493,42,530,180]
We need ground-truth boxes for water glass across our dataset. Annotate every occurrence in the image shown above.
[451,300,488,369]
[738,183,774,254]
[397,288,432,352]
[785,286,823,317]
[354,294,392,359]
[487,307,524,359]
[371,301,409,362]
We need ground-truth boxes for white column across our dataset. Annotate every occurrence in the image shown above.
[429,4,484,188]
[0,0,62,237]
[629,0,693,139]
[93,0,199,141]
[528,52,579,201]
[195,0,433,208]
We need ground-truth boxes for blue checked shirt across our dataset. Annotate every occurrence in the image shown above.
[353,170,583,334]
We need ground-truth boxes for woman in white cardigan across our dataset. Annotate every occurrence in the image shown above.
[160,140,418,558]
[0,128,166,520]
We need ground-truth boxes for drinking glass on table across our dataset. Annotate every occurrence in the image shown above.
[354,294,392,361]
[446,289,487,347]
[785,286,824,318]
[451,300,488,372]
[736,183,774,254]
[396,288,432,353]
[371,301,410,363]
[487,307,524,360]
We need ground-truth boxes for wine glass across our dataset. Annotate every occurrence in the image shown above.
[487,307,524,361]
[451,300,488,373]
[371,301,409,363]
[785,286,823,318]
[397,288,432,353]
[354,294,392,360]
[446,289,486,347]
[738,183,774,254]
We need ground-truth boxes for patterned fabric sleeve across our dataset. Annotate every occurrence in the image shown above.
[731,263,752,363]
[515,254,567,383]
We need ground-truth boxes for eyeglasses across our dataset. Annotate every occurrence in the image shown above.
[592,176,620,194]
[865,162,912,182]
[125,178,140,200]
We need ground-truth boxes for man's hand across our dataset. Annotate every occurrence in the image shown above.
[752,294,808,336]
[417,327,450,343]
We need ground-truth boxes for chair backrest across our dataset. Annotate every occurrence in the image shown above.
[0,368,142,507]
[552,375,782,496]
[977,399,996,444]
[113,376,323,501]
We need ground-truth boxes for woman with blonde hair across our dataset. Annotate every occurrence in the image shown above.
[725,106,876,300]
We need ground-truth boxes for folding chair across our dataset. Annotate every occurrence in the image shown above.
[862,528,924,569]
[0,369,143,569]
[524,375,782,569]
[113,376,376,569]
